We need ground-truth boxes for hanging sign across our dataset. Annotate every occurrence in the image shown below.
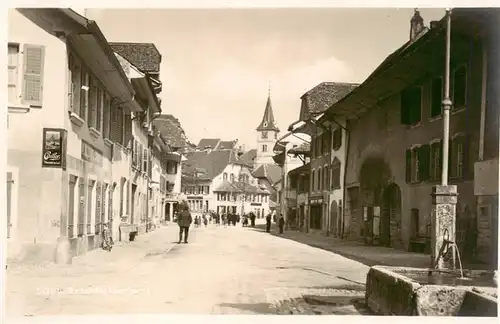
[41,128,67,170]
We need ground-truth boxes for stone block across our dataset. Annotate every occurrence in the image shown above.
[431,185,458,205]
[365,266,498,316]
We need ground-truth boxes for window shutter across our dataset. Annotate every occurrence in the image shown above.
[124,114,132,149]
[431,77,443,118]
[420,144,430,181]
[405,149,412,183]
[400,91,410,125]
[22,44,45,107]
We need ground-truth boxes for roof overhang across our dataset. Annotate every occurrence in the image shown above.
[318,11,488,126]
[131,76,161,114]
[17,9,138,113]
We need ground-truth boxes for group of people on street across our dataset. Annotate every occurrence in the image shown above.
[265,213,285,234]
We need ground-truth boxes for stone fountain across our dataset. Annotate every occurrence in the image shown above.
[364,9,497,317]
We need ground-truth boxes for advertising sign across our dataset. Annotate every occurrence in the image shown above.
[42,128,67,169]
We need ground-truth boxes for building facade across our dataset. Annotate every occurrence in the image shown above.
[6,8,181,264]
[7,8,138,262]
[319,10,499,266]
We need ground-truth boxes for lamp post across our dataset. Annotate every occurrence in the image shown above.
[431,8,458,271]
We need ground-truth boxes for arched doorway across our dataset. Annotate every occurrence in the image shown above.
[381,183,402,247]
[330,200,338,237]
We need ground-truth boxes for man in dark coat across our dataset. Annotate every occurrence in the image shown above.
[265,213,272,233]
[177,205,193,244]
[250,213,256,227]
[278,214,285,234]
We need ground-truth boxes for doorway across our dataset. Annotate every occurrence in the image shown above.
[165,203,170,222]
[330,200,338,237]
[381,183,402,247]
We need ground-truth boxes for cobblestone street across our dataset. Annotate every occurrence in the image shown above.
[6,224,371,317]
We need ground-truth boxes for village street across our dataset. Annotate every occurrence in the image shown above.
[6,223,371,317]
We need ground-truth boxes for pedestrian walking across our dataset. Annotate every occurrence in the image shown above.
[100,223,113,251]
[278,214,285,234]
[250,213,256,227]
[177,205,193,244]
[265,213,271,233]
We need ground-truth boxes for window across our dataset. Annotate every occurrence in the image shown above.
[96,88,103,133]
[88,76,98,129]
[80,67,89,119]
[452,65,467,110]
[8,43,45,107]
[318,168,322,191]
[406,145,430,183]
[451,135,466,179]
[400,86,422,126]
[324,165,329,190]
[223,173,228,181]
[430,76,443,118]
[311,169,315,192]
[102,94,110,139]
[429,141,442,181]
[331,159,341,189]
[332,128,342,150]
[230,174,235,182]
[262,144,267,152]
[167,161,177,174]
[262,131,268,139]
[8,44,19,103]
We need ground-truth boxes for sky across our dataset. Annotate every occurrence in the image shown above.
[86,8,445,150]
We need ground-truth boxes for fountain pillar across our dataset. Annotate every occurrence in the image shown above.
[431,185,458,270]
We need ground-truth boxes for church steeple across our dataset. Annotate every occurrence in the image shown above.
[256,89,280,132]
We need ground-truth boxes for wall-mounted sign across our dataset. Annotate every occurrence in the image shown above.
[81,140,103,166]
[250,203,262,206]
[309,198,323,205]
[187,196,203,200]
[42,128,67,169]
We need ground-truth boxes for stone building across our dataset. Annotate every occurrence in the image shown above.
[318,9,499,265]
[286,82,357,234]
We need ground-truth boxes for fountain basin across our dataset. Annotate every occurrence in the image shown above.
[365,266,497,316]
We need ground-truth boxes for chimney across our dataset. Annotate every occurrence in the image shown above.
[430,20,439,29]
[410,9,425,42]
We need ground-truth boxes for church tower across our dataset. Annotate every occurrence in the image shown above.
[255,90,280,168]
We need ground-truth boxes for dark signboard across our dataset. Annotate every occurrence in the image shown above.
[42,128,67,170]
[250,203,262,206]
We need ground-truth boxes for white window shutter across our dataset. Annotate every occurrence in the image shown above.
[22,44,45,107]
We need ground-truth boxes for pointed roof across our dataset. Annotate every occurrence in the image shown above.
[252,164,282,185]
[256,95,280,132]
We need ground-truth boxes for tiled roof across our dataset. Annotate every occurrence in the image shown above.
[301,82,359,115]
[252,164,282,185]
[109,42,161,73]
[183,150,233,181]
[240,149,257,164]
[197,138,220,150]
[153,114,192,149]
[213,179,241,193]
[218,140,236,150]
